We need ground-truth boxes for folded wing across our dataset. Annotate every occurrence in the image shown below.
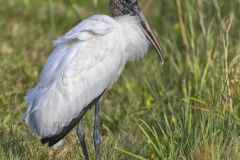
[24,15,125,138]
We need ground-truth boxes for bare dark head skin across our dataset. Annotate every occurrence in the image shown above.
[109,0,164,62]
[109,0,139,16]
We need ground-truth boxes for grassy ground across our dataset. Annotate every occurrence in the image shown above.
[0,0,240,159]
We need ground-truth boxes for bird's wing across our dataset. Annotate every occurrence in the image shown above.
[36,15,119,88]
[24,15,125,138]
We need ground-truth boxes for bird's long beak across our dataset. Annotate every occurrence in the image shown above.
[136,9,164,63]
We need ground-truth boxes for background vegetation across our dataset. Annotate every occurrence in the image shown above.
[0,0,239,159]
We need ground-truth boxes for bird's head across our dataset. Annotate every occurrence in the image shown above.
[109,0,164,62]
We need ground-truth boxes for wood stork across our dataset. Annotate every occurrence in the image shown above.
[24,0,164,159]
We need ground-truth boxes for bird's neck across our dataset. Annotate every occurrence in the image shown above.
[114,15,149,61]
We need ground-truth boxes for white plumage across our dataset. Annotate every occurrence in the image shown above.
[24,15,149,138]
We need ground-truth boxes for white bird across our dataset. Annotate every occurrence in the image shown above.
[24,0,164,159]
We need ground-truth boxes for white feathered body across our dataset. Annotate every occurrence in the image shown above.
[24,15,149,138]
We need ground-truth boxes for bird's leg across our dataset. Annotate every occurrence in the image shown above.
[76,120,89,160]
[93,100,101,160]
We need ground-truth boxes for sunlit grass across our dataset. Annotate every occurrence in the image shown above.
[0,0,239,159]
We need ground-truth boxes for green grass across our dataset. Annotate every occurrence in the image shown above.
[0,0,240,159]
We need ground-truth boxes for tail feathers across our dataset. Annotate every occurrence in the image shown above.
[40,89,106,147]
[41,106,89,147]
